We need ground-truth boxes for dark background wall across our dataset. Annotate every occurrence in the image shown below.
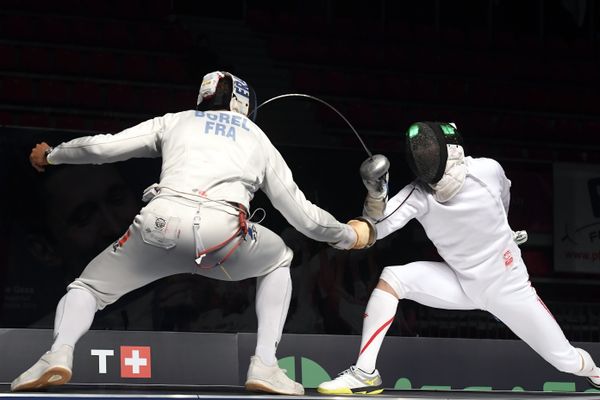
[0,0,599,342]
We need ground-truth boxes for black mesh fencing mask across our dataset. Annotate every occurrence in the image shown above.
[405,122,462,184]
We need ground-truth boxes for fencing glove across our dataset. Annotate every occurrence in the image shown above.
[360,155,389,220]
[348,217,377,249]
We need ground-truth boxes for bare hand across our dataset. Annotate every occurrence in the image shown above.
[29,142,51,172]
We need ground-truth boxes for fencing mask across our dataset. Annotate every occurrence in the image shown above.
[405,122,466,202]
[196,71,257,120]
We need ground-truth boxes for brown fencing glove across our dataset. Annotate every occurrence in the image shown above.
[347,217,377,249]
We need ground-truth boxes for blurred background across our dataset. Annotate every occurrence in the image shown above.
[0,0,599,342]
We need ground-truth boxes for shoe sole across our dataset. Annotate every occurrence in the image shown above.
[12,366,72,392]
[588,377,600,390]
[245,379,304,395]
[317,386,384,395]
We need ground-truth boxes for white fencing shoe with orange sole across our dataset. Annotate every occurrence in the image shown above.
[245,356,304,395]
[11,345,73,392]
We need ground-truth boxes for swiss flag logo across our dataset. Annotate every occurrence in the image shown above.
[120,346,152,378]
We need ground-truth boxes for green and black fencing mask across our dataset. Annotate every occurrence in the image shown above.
[405,122,463,185]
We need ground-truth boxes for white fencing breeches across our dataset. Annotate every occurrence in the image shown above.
[69,197,293,309]
[380,260,589,375]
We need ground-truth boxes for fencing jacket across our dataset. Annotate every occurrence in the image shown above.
[372,157,520,293]
[47,110,355,247]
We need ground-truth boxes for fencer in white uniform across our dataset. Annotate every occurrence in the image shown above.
[12,71,375,395]
[318,122,600,394]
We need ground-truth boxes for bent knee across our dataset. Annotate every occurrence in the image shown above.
[379,266,408,299]
[68,280,113,311]
[376,278,400,299]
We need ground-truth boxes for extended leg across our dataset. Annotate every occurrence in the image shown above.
[10,288,98,391]
[246,265,304,395]
[12,201,196,392]
[487,280,600,386]
[52,288,98,350]
[318,261,478,394]
[220,222,302,395]
[254,266,292,366]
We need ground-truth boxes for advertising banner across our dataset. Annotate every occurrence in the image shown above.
[554,163,600,274]
[2,329,599,392]
[0,329,239,385]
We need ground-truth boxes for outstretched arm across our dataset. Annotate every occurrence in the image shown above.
[259,136,364,249]
[33,115,174,170]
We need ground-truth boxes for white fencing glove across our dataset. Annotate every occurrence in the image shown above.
[360,154,390,199]
[360,155,390,219]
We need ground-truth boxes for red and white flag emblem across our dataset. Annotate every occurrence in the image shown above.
[120,346,151,378]
[503,250,513,267]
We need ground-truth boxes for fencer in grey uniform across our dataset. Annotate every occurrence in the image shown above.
[12,71,375,395]
[319,122,600,394]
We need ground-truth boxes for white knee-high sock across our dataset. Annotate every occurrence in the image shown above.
[356,288,398,373]
[52,288,98,351]
[255,267,292,366]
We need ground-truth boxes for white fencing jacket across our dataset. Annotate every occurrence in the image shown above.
[47,110,356,248]
[373,157,520,292]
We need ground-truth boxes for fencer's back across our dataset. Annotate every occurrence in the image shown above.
[418,157,520,281]
[158,110,267,208]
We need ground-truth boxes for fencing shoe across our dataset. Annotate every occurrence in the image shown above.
[318,365,383,395]
[11,345,73,392]
[588,375,600,389]
[245,355,304,395]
